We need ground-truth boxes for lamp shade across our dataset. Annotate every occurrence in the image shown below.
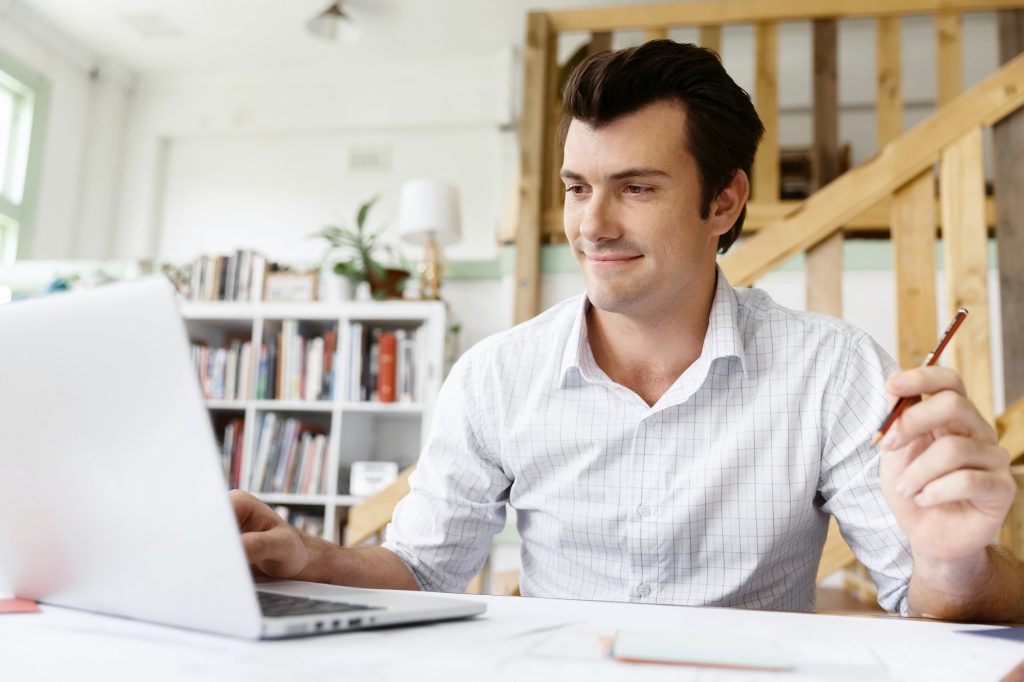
[395,179,462,247]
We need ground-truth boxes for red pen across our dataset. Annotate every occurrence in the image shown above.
[870,308,969,447]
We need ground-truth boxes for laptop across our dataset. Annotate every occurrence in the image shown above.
[0,276,485,639]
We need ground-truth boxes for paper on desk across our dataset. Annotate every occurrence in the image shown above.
[610,630,794,670]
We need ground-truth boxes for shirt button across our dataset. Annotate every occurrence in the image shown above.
[637,505,651,518]
[637,583,651,597]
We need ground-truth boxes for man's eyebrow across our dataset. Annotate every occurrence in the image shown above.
[559,168,671,181]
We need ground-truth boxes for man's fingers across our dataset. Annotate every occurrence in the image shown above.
[886,366,965,398]
[241,527,306,578]
[912,468,1016,511]
[895,436,1008,500]
[880,390,997,450]
[230,489,282,532]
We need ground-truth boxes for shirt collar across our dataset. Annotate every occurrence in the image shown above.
[558,267,748,389]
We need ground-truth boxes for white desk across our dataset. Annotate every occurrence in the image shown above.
[2,594,1022,681]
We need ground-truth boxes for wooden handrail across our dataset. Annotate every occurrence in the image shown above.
[344,465,416,547]
[720,51,1024,287]
[546,0,1024,32]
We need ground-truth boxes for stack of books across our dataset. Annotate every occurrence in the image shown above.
[256,323,338,401]
[346,324,421,403]
[189,251,267,302]
[191,339,255,400]
[249,413,329,495]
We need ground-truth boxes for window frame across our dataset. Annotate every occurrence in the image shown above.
[0,50,50,263]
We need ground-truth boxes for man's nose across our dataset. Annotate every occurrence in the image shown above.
[578,191,622,243]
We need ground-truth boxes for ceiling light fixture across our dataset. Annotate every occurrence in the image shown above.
[306,1,360,44]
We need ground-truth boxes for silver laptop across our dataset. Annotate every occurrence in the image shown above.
[0,276,484,639]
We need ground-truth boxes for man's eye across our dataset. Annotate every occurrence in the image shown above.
[564,185,587,195]
[626,185,653,195]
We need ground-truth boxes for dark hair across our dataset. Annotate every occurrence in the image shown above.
[560,40,764,254]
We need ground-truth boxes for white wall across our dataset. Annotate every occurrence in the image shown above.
[114,51,517,263]
[0,0,132,259]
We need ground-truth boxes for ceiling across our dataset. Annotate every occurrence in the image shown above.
[11,0,665,75]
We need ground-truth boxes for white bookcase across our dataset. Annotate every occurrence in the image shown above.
[181,300,446,543]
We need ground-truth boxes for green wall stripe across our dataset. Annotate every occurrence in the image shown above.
[443,239,1000,281]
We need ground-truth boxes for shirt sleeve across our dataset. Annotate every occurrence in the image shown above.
[381,345,511,593]
[818,331,913,616]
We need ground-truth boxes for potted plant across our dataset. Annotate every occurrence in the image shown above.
[314,196,411,300]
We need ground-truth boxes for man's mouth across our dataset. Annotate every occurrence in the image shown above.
[586,254,642,263]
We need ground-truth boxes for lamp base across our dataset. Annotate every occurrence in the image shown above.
[418,237,442,300]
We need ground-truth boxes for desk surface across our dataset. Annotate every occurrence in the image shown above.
[2,593,1022,681]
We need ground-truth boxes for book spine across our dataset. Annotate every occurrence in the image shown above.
[378,332,397,403]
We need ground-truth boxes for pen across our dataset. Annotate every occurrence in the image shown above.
[870,307,969,447]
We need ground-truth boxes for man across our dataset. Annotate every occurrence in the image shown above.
[233,41,1021,620]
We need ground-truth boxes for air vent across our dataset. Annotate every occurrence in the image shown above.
[348,145,390,172]
[121,13,184,39]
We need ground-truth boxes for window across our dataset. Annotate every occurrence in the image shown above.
[0,53,49,264]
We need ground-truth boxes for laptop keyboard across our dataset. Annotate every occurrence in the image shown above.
[257,591,381,618]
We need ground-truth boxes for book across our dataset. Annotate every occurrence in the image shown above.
[377,332,397,403]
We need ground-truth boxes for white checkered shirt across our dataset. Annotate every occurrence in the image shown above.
[383,270,913,613]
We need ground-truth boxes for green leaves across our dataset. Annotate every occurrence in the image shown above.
[315,194,405,289]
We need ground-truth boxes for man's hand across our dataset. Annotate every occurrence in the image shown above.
[879,366,1014,564]
[230,490,310,580]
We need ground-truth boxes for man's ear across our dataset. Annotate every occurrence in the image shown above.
[707,170,750,238]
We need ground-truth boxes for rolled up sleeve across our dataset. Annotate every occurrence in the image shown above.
[381,345,511,593]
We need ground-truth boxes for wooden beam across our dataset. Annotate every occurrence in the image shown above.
[752,22,780,203]
[891,172,939,367]
[876,16,903,146]
[936,11,964,106]
[514,12,550,324]
[999,397,1024,461]
[940,127,994,424]
[545,0,1024,33]
[995,9,1024,406]
[807,19,843,318]
[720,52,1024,287]
[644,27,668,41]
[700,25,722,54]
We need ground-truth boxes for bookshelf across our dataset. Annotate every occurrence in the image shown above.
[181,300,446,543]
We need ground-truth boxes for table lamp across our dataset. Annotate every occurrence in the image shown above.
[396,179,462,300]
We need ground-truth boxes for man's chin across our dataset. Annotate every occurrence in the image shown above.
[584,286,645,315]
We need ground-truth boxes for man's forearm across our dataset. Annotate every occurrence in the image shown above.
[909,544,1024,622]
[296,536,420,591]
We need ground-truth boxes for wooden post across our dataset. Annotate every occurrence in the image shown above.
[995,9,1024,407]
[876,16,903,147]
[891,172,939,368]
[1001,464,1024,556]
[543,28,565,242]
[515,12,551,324]
[936,11,963,106]
[644,27,667,41]
[589,31,613,54]
[752,22,779,203]
[700,25,722,54]
[940,128,994,424]
[806,19,843,318]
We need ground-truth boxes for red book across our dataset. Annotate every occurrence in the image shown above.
[377,332,397,403]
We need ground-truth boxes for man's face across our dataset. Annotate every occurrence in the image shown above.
[561,101,722,317]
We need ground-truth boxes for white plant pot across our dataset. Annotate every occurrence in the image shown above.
[319,271,354,302]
